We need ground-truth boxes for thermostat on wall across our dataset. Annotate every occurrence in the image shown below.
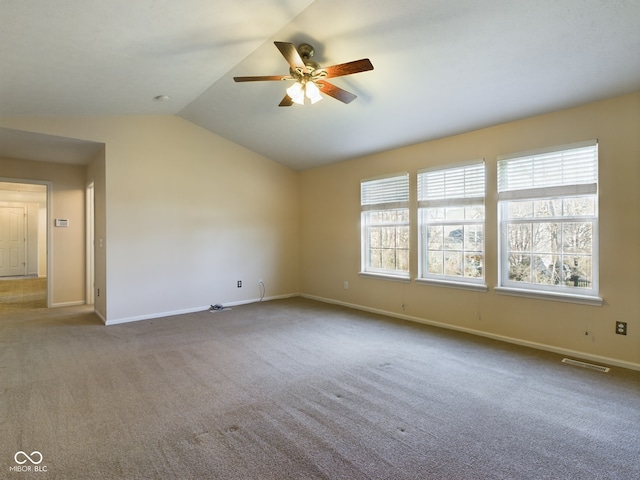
[55,219,69,227]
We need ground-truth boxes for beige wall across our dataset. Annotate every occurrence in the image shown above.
[0,158,87,306]
[0,115,300,323]
[300,92,640,369]
[1,94,637,368]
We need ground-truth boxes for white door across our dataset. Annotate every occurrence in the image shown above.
[0,207,26,277]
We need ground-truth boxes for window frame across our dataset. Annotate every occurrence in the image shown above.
[416,160,487,291]
[360,173,411,281]
[496,140,602,305]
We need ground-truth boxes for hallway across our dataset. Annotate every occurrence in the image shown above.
[0,276,46,313]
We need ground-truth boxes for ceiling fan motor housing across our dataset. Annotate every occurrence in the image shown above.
[289,44,322,80]
[297,43,314,60]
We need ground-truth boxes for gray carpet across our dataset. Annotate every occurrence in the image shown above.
[1,298,638,479]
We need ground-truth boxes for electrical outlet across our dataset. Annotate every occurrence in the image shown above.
[237,280,242,288]
[343,281,349,290]
[615,321,627,335]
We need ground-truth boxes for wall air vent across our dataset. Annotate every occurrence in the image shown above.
[562,358,610,373]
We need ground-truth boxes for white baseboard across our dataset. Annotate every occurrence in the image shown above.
[94,309,106,324]
[51,300,86,308]
[105,305,210,326]
[97,292,639,372]
[223,293,298,307]
[301,294,640,372]
[104,293,298,326]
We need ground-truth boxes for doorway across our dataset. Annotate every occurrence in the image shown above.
[0,181,48,313]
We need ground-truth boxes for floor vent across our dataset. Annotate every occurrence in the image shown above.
[562,358,610,373]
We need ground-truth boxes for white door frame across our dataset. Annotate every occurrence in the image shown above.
[0,177,51,306]
[86,182,95,305]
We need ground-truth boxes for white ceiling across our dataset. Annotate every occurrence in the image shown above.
[1,0,639,170]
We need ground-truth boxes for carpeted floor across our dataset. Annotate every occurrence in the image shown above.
[0,276,46,313]
[1,298,638,479]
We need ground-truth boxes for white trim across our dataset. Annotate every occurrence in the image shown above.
[0,177,52,307]
[497,191,599,299]
[300,294,638,372]
[45,182,52,308]
[417,161,486,285]
[494,286,603,306]
[51,300,86,308]
[94,309,106,324]
[104,293,297,325]
[86,182,95,306]
[223,293,296,307]
[106,305,222,325]
[360,207,410,277]
[359,272,411,283]
[97,292,635,371]
[415,278,488,292]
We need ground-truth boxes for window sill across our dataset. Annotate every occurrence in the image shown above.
[494,287,603,306]
[415,278,488,292]
[359,272,411,283]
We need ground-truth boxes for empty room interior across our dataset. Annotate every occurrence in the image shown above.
[1,1,639,479]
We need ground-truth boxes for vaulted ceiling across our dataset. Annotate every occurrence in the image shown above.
[1,0,639,170]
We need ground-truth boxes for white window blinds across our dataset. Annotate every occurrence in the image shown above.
[418,161,485,207]
[361,173,409,210]
[498,141,598,200]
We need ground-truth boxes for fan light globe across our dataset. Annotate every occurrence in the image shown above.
[305,82,323,104]
[286,82,305,105]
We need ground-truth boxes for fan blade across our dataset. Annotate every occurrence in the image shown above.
[278,95,294,107]
[318,81,357,104]
[274,41,307,72]
[322,59,374,78]
[234,75,291,82]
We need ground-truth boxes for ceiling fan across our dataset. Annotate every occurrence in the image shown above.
[233,41,374,106]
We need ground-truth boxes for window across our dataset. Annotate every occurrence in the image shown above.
[417,161,486,288]
[497,141,599,301]
[361,173,410,278]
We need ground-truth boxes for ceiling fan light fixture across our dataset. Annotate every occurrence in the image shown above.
[286,82,305,105]
[305,81,323,104]
[234,41,374,107]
